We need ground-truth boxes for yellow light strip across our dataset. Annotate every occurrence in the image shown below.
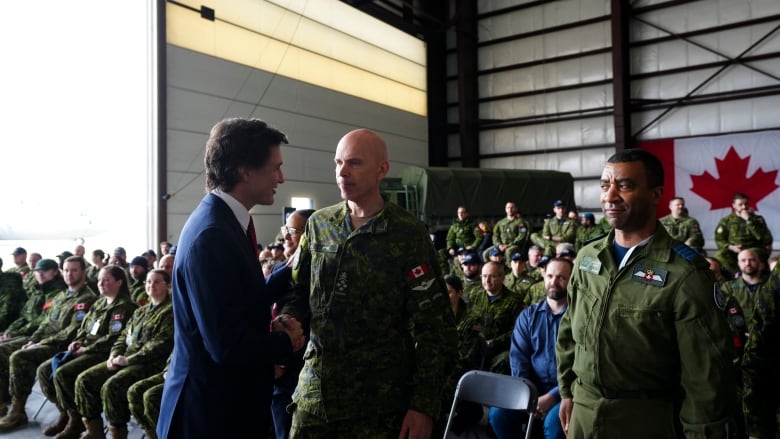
[166,1,427,115]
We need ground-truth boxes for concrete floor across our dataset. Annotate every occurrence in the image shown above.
[3,381,145,439]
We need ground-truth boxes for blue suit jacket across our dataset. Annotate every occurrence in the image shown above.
[157,194,292,438]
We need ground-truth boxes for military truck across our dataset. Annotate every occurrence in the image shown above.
[382,166,576,249]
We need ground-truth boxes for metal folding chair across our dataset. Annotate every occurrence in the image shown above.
[443,370,538,439]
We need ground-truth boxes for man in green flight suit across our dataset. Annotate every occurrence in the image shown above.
[557,149,737,439]
[714,193,773,276]
[659,196,704,252]
[485,202,531,262]
[531,200,578,256]
[282,128,457,439]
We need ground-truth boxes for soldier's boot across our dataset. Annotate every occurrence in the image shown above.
[142,429,158,439]
[81,417,106,439]
[43,407,69,436]
[0,396,28,432]
[53,410,85,439]
[108,423,128,439]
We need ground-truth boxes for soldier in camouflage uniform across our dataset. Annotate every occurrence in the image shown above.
[446,206,480,257]
[741,272,780,439]
[74,269,173,439]
[283,129,457,438]
[128,256,149,306]
[33,264,137,438]
[503,252,534,303]
[714,193,773,276]
[0,256,98,433]
[23,252,42,295]
[531,200,578,256]
[6,248,29,276]
[526,246,544,283]
[464,261,524,375]
[722,248,772,325]
[557,150,736,438]
[459,252,483,303]
[0,258,25,333]
[128,358,169,439]
[575,213,606,252]
[659,197,705,252]
[485,202,531,262]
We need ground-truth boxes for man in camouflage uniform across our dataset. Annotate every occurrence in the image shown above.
[459,252,483,303]
[485,202,531,262]
[0,259,67,416]
[0,258,25,333]
[531,200,578,257]
[0,257,97,433]
[503,252,534,302]
[74,269,173,439]
[575,212,606,252]
[462,261,524,375]
[23,252,42,295]
[741,273,780,439]
[5,248,29,276]
[446,206,480,258]
[714,193,773,276]
[282,129,457,438]
[128,256,149,306]
[659,197,704,252]
[557,149,736,438]
[526,245,544,283]
[723,248,772,325]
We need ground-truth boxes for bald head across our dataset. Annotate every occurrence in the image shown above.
[334,129,389,206]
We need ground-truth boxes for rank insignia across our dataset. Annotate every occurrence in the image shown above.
[631,265,667,287]
[579,256,601,275]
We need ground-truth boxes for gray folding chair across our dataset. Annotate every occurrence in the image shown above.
[443,370,538,439]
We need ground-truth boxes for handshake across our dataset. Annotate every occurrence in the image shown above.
[272,313,307,352]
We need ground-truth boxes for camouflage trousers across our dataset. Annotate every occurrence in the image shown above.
[0,337,26,400]
[127,371,164,431]
[289,408,405,439]
[36,353,103,411]
[74,361,160,424]
[9,344,57,399]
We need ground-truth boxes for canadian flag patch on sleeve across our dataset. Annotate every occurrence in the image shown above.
[407,263,430,280]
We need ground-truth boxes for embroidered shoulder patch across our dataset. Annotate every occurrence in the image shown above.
[631,265,668,287]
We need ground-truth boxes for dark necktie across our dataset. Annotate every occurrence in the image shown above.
[247,216,259,259]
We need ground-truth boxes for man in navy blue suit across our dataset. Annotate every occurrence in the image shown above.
[157,117,306,439]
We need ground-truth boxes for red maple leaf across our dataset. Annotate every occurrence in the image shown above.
[690,146,779,210]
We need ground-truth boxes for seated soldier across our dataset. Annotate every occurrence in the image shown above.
[530,200,577,257]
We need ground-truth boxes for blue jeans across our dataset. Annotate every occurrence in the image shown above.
[489,402,564,439]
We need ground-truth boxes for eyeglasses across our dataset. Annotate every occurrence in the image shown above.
[280,226,299,238]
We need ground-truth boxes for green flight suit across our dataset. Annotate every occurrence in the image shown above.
[714,212,773,275]
[531,218,578,256]
[446,219,480,251]
[741,275,780,438]
[36,293,137,412]
[557,225,736,439]
[488,217,531,261]
[659,214,704,250]
[284,201,457,432]
[74,295,173,423]
[0,272,25,332]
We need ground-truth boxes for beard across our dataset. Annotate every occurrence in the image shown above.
[546,287,567,301]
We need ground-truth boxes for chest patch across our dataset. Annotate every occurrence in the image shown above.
[579,256,602,275]
[631,265,668,287]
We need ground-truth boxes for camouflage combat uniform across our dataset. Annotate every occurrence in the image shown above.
[531,218,578,256]
[447,218,480,251]
[5,263,29,277]
[3,276,66,338]
[523,281,546,306]
[0,272,25,332]
[714,212,773,275]
[463,285,524,374]
[742,275,780,438]
[74,295,173,424]
[36,292,136,413]
[130,275,148,306]
[127,354,171,434]
[5,284,97,401]
[503,272,534,303]
[557,226,736,438]
[284,201,457,436]
[659,214,704,250]
[488,217,531,261]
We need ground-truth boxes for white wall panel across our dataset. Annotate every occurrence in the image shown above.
[479,0,608,40]
[479,116,613,155]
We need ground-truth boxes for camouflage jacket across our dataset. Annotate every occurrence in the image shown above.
[73,293,137,356]
[5,276,67,337]
[721,275,776,325]
[464,285,524,353]
[524,281,546,306]
[0,272,26,332]
[504,272,534,301]
[31,284,97,349]
[741,274,780,437]
[446,218,480,250]
[130,275,148,306]
[493,217,531,247]
[285,201,457,420]
[659,214,704,249]
[714,212,772,251]
[111,294,174,368]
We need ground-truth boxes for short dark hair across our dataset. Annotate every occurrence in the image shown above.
[443,274,463,292]
[294,209,316,221]
[607,149,664,189]
[204,118,288,192]
[148,268,171,284]
[64,256,87,270]
[732,193,749,202]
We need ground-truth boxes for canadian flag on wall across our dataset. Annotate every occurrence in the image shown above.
[640,130,780,251]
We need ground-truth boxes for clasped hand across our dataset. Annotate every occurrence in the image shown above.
[272,313,306,351]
